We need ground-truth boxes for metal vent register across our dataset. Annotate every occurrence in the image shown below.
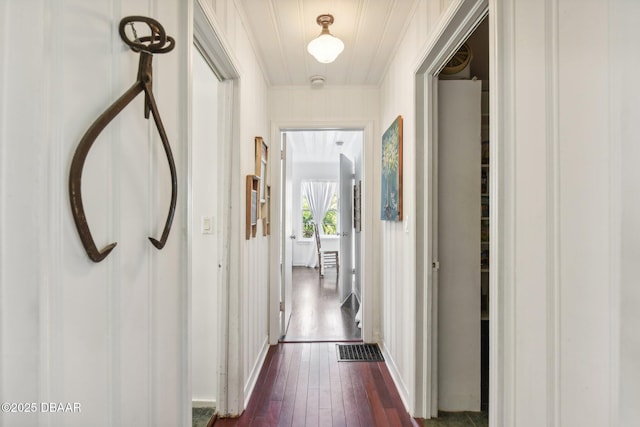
[336,344,384,362]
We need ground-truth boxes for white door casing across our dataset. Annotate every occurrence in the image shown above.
[192,0,241,416]
[190,45,222,408]
[269,121,376,346]
[280,133,293,337]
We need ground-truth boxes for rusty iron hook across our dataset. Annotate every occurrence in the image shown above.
[69,16,177,262]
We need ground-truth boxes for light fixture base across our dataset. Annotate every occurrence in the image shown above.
[316,14,334,27]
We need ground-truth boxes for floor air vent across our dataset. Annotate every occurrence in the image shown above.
[336,343,384,362]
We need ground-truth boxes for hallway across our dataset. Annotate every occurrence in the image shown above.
[3,2,636,426]
[213,342,419,427]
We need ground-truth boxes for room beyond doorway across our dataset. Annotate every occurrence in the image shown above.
[279,129,364,342]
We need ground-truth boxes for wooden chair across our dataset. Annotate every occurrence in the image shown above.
[314,222,339,277]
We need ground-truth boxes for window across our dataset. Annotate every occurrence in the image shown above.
[301,186,338,238]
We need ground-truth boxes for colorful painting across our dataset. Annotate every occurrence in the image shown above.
[381,116,403,221]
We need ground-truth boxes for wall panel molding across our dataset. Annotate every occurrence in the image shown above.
[42,0,65,423]
[610,0,633,423]
[544,0,561,425]
[488,0,516,425]
[0,0,6,414]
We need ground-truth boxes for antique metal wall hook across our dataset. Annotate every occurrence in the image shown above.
[69,16,177,262]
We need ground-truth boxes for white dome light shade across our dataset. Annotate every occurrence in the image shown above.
[307,14,344,64]
[307,33,344,63]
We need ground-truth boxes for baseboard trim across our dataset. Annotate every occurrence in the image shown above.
[381,340,413,414]
[243,336,270,408]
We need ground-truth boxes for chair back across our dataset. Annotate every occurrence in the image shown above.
[313,222,322,253]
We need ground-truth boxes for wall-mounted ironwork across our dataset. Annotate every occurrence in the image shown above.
[69,16,177,262]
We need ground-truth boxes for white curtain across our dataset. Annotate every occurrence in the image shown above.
[302,181,336,235]
[302,181,336,268]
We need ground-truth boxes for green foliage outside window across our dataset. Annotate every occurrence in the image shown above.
[302,193,338,238]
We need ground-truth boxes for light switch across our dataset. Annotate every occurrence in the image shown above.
[201,216,213,234]
[404,215,410,233]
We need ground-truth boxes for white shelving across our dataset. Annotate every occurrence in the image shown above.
[480,87,489,319]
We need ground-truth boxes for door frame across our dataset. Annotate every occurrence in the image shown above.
[189,0,241,417]
[190,44,224,411]
[269,121,375,345]
[414,0,506,421]
[279,132,293,338]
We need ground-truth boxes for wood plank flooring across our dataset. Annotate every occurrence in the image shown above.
[214,342,420,427]
[284,267,361,342]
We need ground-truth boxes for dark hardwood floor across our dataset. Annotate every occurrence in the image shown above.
[213,342,420,427]
[283,267,361,342]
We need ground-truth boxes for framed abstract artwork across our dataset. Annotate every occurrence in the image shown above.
[263,185,271,236]
[381,115,403,221]
[246,175,259,239]
[255,136,268,204]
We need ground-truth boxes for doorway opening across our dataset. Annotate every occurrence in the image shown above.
[414,0,495,421]
[190,2,239,423]
[434,15,489,420]
[190,45,223,425]
[279,129,363,342]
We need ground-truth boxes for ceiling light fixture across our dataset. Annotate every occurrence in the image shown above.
[307,14,344,64]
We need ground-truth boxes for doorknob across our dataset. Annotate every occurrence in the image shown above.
[289,234,296,240]
[342,232,349,237]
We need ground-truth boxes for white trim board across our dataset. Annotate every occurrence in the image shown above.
[243,337,270,409]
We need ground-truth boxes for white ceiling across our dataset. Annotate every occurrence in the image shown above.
[236,0,419,86]
[287,130,362,164]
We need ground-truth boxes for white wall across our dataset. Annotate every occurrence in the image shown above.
[493,0,615,424]
[0,0,272,424]
[378,0,440,413]
[0,1,189,426]
[378,0,640,424]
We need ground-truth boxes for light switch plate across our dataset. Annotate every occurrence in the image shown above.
[201,216,213,234]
